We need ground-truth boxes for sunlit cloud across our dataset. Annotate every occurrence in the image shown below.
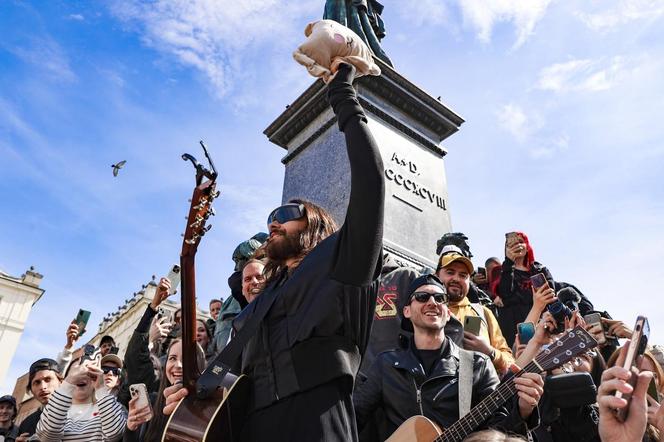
[576,0,664,32]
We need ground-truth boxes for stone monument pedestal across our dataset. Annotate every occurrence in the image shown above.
[264,59,464,270]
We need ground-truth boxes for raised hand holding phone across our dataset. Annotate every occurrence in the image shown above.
[584,313,607,345]
[128,383,153,431]
[532,284,556,312]
[74,309,91,338]
[598,338,653,442]
[152,277,172,309]
[615,316,649,422]
[64,321,80,349]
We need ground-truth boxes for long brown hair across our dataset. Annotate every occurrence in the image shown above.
[143,339,205,441]
[264,199,337,282]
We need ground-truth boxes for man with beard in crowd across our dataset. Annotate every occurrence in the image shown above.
[353,274,542,440]
[436,250,514,375]
[15,358,63,441]
[164,63,385,442]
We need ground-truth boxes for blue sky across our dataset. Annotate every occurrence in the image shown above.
[2,0,663,391]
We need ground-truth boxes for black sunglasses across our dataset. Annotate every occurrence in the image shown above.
[410,291,449,305]
[101,366,120,376]
[267,203,305,226]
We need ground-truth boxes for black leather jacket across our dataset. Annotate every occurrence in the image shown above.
[354,337,537,440]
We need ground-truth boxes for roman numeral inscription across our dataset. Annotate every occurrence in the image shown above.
[385,152,446,210]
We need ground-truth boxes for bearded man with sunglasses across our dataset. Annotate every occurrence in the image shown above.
[353,274,543,440]
[164,63,384,442]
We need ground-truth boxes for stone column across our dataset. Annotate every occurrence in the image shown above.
[264,59,464,270]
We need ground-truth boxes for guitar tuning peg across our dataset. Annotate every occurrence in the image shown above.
[209,207,216,216]
[181,233,185,237]
[188,198,192,203]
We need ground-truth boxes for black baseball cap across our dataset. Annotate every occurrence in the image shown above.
[29,358,61,376]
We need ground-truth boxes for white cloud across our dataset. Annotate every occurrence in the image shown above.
[536,56,630,92]
[395,0,450,26]
[3,37,76,82]
[456,0,553,48]
[497,103,541,142]
[576,0,664,32]
[497,103,570,158]
[68,13,85,21]
[109,0,320,98]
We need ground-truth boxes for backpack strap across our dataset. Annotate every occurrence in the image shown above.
[458,348,474,418]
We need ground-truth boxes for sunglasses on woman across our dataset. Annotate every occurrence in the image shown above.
[410,291,449,305]
[267,203,305,226]
[101,366,121,376]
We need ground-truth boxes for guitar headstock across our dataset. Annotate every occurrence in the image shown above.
[536,326,599,372]
[180,141,219,258]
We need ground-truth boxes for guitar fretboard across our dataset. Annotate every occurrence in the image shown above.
[435,328,595,442]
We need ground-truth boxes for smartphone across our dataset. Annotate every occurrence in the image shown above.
[530,273,549,290]
[584,313,607,345]
[464,316,482,336]
[156,307,165,319]
[517,322,536,345]
[167,265,181,295]
[129,383,153,418]
[477,267,486,278]
[109,346,119,355]
[648,377,660,402]
[74,309,91,337]
[615,316,650,422]
[81,344,101,365]
[505,232,521,248]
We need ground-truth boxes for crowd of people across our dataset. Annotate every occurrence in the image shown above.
[2,64,664,442]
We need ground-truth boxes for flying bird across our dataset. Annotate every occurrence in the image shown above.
[111,160,127,177]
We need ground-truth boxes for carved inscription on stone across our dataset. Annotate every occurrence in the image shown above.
[384,152,446,210]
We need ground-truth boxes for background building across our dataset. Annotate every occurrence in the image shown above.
[12,274,210,421]
[0,267,44,386]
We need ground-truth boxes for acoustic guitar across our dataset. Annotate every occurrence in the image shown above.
[386,326,598,442]
[162,142,250,442]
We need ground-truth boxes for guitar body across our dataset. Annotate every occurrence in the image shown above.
[386,415,442,442]
[162,372,250,442]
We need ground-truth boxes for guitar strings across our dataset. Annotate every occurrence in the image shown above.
[436,328,594,442]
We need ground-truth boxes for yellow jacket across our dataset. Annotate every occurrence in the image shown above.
[448,297,515,375]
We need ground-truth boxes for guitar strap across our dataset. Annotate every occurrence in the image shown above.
[458,348,474,418]
[196,270,286,399]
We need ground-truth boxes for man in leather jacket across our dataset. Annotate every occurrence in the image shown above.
[353,274,543,441]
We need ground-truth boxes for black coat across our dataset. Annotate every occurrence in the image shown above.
[497,259,554,347]
[353,338,536,441]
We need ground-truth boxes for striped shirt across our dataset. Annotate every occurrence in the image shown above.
[36,382,126,441]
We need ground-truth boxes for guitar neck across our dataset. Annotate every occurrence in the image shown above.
[436,360,540,442]
[180,254,201,393]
